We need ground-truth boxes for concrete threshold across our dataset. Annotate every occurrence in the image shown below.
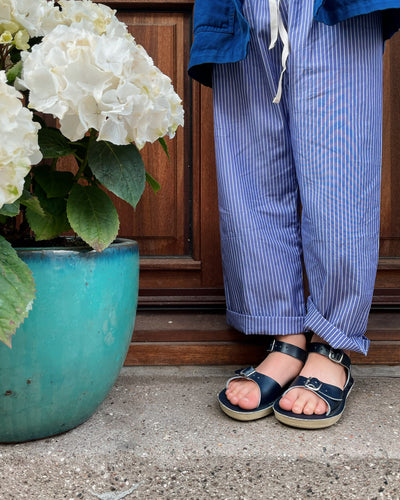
[0,366,399,500]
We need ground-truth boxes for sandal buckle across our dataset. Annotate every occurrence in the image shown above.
[328,349,344,364]
[267,339,276,352]
[240,367,255,377]
[304,377,322,391]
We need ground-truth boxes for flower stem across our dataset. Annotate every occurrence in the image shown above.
[74,128,96,182]
[0,45,9,71]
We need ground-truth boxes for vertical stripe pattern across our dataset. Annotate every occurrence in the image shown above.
[212,0,383,354]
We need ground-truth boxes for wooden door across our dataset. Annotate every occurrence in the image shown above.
[103,1,400,364]
[103,0,224,307]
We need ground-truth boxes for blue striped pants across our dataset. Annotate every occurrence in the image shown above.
[212,0,383,354]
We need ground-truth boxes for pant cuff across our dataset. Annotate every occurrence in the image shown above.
[304,298,370,355]
[226,309,305,335]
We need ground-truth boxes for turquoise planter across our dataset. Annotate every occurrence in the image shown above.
[0,239,139,443]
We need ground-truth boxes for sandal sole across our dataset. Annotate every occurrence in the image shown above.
[219,401,274,421]
[273,410,343,429]
[273,384,353,429]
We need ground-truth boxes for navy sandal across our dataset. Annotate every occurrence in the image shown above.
[273,342,354,429]
[218,339,307,421]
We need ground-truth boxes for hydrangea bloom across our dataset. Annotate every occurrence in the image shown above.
[0,71,42,209]
[0,0,62,37]
[20,24,184,148]
[0,31,13,44]
[58,0,128,37]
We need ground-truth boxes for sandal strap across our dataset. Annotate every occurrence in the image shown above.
[228,367,283,407]
[286,375,345,415]
[266,338,307,363]
[308,342,351,371]
[308,342,352,388]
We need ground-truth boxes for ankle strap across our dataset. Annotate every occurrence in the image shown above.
[308,342,351,371]
[266,339,307,363]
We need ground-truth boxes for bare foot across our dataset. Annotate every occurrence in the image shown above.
[225,334,306,410]
[278,335,347,416]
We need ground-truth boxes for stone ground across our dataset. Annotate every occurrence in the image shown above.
[0,365,399,500]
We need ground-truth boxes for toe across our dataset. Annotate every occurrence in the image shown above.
[279,388,329,416]
[228,391,258,410]
[226,385,245,405]
[302,402,313,415]
[278,389,298,411]
[226,379,240,393]
[235,396,255,410]
[315,399,328,415]
[226,380,242,399]
[300,392,328,415]
[225,380,260,410]
[291,393,310,414]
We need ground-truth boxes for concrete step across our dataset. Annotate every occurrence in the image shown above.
[0,366,399,499]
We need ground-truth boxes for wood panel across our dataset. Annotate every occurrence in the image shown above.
[113,12,190,257]
[126,310,400,365]
[377,31,400,307]
[381,33,400,257]
[126,343,400,365]
[101,0,194,7]
[102,2,225,303]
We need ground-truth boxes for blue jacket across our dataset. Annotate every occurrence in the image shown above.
[189,0,400,87]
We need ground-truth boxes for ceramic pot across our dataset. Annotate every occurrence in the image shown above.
[0,238,139,442]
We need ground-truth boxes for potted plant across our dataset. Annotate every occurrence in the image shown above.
[0,0,184,442]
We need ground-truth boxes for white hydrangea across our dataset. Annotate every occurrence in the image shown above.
[58,0,128,37]
[20,24,184,149]
[0,0,62,38]
[0,71,42,209]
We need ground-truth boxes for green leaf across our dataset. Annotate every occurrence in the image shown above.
[34,164,75,198]
[38,127,76,159]
[26,206,70,241]
[26,184,70,239]
[66,184,119,252]
[6,60,23,84]
[0,236,36,347]
[9,45,22,64]
[28,36,44,49]
[32,183,67,216]
[72,135,90,159]
[88,141,146,209]
[158,137,170,159]
[145,172,161,194]
[0,201,20,217]
[20,190,45,216]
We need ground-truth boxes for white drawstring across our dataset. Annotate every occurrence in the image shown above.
[268,0,289,103]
